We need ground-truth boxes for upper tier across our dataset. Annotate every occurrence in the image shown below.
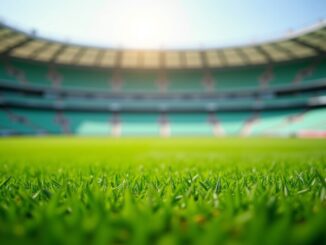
[1,58,326,93]
[0,21,325,69]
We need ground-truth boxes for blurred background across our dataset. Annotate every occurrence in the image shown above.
[0,0,325,137]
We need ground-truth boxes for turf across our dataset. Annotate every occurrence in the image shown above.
[0,137,325,245]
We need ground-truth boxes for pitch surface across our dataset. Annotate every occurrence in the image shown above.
[0,138,325,244]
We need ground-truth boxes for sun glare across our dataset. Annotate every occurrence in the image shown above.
[97,0,191,48]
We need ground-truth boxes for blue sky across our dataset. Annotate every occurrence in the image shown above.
[0,0,325,49]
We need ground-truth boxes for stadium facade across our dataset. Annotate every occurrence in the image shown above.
[0,21,325,137]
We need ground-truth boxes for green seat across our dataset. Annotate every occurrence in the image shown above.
[0,109,35,134]
[278,108,326,135]
[12,60,51,86]
[270,61,313,87]
[121,113,159,135]
[122,71,158,92]
[168,71,204,92]
[169,113,212,135]
[212,67,262,91]
[217,112,252,135]
[66,112,111,135]
[0,62,18,83]
[305,60,326,82]
[60,67,111,91]
[13,109,61,134]
[250,110,302,135]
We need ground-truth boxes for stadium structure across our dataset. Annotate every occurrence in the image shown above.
[0,21,326,137]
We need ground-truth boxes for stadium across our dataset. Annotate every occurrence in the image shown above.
[0,1,325,244]
[0,22,326,137]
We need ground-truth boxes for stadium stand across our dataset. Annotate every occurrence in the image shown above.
[12,108,61,133]
[212,67,263,91]
[168,71,205,92]
[11,60,52,86]
[169,113,212,135]
[59,67,112,90]
[120,113,160,135]
[1,59,326,92]
[216,112,252,135]
[65,111,111,135]
[270,60,312,86]
[276,108,326,135]
[0,108,36,134]
[122,71,158,92]
[0,22,325,137]
[0,62,17,82]
[250,109,304,136]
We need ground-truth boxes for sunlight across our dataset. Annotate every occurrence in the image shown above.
[124,8,169,48]
[96,0,191,48]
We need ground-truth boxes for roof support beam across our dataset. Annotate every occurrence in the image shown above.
[235,49,251,65]
[255,46,273,64]
[0,31,18,42]
[50,45,66,63]
[217,50,227,66]
[94,49,104,66]
[159,51,165,69]
[293,39,325,55]
[72,48,85,64]
[178,52,186,69]
[29,42,53,59]
[0,38,32,57]
[114,50,123,69]
[271,43,296,59]
[138,52,144,68]
[308,31,326,40]
[199,51,209,70]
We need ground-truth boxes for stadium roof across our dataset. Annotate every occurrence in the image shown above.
[0,21,325,69]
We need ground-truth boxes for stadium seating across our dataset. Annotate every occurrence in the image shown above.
[276,108,326,135]
[12,108,61,133]
[211,67,263,91]
[216,112,252,135]
[122,71,158,92]
[250,109,303,135]
[65,111,111,135]
[169,113,212,135]
[305,60,326,82]
[59,67,112,90]
[0,57,326,137]
[120,113,160,135]
[270,61,304,86]
[168,71,205,92]
[1,88,326,113]
[0,62,17,82]
[1,59,326,92]
[0,109,36,134]
[12,60,52,86]
[1,107,325,137]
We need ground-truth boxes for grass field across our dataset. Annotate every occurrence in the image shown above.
[0,137,325,245]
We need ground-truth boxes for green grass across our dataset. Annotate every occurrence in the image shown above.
[0,137,325,245]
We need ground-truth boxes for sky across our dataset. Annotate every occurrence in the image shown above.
[0,0,325,49]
